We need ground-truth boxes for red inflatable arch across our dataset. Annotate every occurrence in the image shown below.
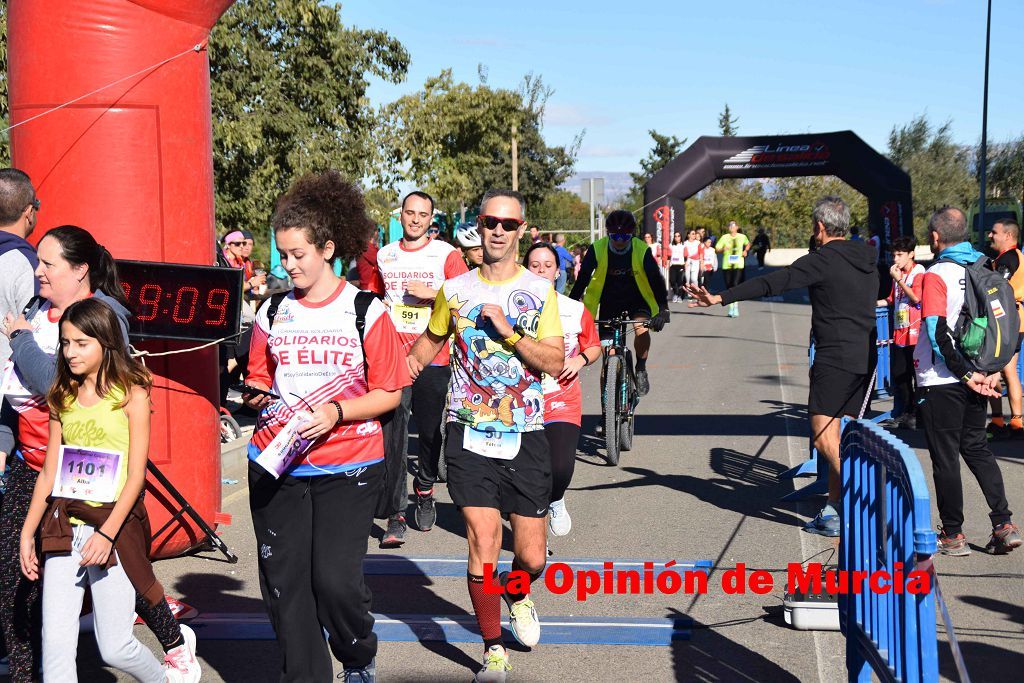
[7,0,236,558]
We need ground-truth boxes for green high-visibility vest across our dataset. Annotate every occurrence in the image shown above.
[582,237,660,318]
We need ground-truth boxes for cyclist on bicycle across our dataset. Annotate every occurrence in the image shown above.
[569,210,669,397]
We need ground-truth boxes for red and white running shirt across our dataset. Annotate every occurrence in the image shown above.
[247,281,411,476]
[913,261,967,387]
[543,294,600,426]
[1,303,60,470]
[669,244,686,266]
[888,263,925,347]
[375,239,467,364]
[682,240,704,263]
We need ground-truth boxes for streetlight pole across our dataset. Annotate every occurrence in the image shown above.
[979,0,992,232]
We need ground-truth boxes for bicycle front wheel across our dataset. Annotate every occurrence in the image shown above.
[603,355,623,465]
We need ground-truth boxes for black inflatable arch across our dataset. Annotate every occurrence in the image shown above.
[642,131,913,255]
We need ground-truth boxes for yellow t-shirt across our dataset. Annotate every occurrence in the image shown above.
[428,267,561,432]
[60,386,130,511]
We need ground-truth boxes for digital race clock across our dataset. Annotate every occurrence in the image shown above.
[116,260,243,342]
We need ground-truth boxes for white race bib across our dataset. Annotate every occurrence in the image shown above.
[727,254,742,266]
[463,426,521,461]
[53,446,122,503]
[390,304,431,335]
[255,410,316,478]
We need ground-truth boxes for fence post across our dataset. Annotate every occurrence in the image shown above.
[839,420,939,683]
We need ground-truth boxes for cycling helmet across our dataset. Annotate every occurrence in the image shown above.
[456,222,481,248]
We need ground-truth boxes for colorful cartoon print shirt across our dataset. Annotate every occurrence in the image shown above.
[428,267,562,433]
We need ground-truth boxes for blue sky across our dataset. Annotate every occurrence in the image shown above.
[342,0,1023,174]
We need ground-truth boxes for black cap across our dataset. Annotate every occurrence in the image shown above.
[240,230,254,240]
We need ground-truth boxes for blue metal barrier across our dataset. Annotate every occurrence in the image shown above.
[874,305,891,399]
[839,420,938,683]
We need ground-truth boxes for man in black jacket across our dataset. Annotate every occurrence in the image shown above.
[687,196,878,537]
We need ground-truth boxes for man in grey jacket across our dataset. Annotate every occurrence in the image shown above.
[0,169,40,367]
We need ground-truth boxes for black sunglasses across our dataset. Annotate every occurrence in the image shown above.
[478,215,526,231]
[229,241,244,246]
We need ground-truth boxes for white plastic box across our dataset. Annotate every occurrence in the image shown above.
[783,590,840,631]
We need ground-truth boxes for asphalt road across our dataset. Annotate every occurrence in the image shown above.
[63,282,1023,682]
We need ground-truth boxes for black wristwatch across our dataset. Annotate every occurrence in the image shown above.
[8,329,28,342]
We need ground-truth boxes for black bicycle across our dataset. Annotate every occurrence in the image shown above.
[595,315,648,465]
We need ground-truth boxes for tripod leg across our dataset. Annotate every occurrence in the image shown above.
[146,461,239,563]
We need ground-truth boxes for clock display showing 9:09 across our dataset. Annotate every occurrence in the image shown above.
[121,283,230,326]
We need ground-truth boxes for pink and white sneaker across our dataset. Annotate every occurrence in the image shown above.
[163,624,201,682]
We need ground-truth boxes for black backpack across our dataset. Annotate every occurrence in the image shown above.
[262,290,399,517]
[937,255,1021,373]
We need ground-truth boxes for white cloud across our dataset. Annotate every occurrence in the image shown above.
[545,103,610,127]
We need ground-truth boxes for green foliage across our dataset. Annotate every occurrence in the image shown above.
[718,103,739,137]
[887,114,978,240]
[528,189,591,249]
[623,130,687,211]
[210,0,409,263]
[378,70,580,222]
[984,136,1024,202]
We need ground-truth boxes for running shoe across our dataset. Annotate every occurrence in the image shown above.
[636,369,650,396]
[803,511,840,537]
[499,572,541,647]
[548,498,571,536]
[985,523,1023,555]
[898,413,917,430]
[474,645,511,682]
[986,422,1010,441]
[414,489,436,532]
[878,417,900,429]
[340,657,376,682]
[595,421,604,436]
[937,528,971,556]
[380,515,407,548]
[163,624,201,683]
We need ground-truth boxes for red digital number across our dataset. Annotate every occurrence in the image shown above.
[206,288,229,326]
[137,284,161,321]
[121,283,131,300]
[172,286,200,324]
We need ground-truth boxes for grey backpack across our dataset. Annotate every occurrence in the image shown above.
[939,256,1020,373]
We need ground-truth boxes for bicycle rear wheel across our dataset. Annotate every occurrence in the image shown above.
[603,355,623,465]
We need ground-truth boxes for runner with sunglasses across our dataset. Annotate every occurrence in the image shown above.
[568,210,669,401]
[408,189,564,682]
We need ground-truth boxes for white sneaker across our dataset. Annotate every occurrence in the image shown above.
[548,498,572,537]
[163,624,201,682]
[474,644,511,682]
[498,573,541,648]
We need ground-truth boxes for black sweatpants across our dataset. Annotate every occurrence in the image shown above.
[249,460,382,680]
[545,421,580,503]
[669,265,684,296]
[0,457,41,682]
[890,345,916,418]
[411,365,451,494]
[919,383,1012,535]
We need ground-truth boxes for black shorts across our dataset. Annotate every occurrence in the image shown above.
[808,362,870,418]
[445,423,551,517]
[598,303,652,341]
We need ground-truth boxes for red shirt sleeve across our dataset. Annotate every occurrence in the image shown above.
[357,243,385,295]
[247,322,275,388]
[920,271,947,318]
[578,307,600,351]
[444,249,469,278]
[362,311,412,393]
[911,270,925,302]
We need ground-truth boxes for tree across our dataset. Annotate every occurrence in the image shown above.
[622,130,687,210]
[210,0,409,261]
[718,103,739,137]
[983,135,1024,202]
[378,70,580,221]
[887,114,977,239]
[529,189,591,248]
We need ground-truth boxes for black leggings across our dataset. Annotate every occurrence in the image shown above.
[723,268,745,289]
[545,422,581,503]
[0,458,41,681]
[669,265,685,295]
[889,345,917,418]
